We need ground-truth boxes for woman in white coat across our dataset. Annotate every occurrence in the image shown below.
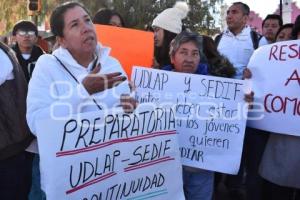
[27,2,136,135]
[26,3,137,195]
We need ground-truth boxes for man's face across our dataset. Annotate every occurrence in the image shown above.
[15,29,37,50]
[226,4,248,33]
[171,41,200,74]
[262,19,281,42]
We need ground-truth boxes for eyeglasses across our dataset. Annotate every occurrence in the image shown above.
[17,30,36,36]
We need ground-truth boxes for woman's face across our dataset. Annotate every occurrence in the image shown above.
[276,27,292,42]
[109,15,123,27]
[153,26,164,47]
[171,41,200,74]
[59,6,97,58]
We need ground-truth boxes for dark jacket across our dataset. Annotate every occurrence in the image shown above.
[0,42,34,160]
[12,43,44,82]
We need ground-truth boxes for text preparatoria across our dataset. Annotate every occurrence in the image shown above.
[36,106,185,200]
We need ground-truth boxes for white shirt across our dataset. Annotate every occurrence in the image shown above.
[0,48,14,85]
[27,43,130,139]
[259,36,269,47]
[217,26,255,79]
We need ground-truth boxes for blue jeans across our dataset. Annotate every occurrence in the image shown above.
[29,154,46,200]
[183,167,214,200]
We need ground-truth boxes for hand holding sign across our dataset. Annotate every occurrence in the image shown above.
[82,64,127,95]
[242,68,254,108]
[242,68,252,79]
[120,94,138,113]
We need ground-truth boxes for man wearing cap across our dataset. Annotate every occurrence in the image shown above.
[12,20,44,83]
[12,20,45,200]
[152,1,189,68]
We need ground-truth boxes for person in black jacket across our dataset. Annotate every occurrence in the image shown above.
[12,20,44,83]
[12,20,45,200]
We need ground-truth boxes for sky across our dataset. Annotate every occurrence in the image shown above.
[223,0,300,18]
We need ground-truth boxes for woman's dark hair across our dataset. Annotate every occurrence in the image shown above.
[292,15,300,39]
[154,29,177,68]
[93,8,125,27]
[203,35,236,78]
[50,1,90,37]
[262,14,283,28]
[232,2,250,16]
[275,23,294,41]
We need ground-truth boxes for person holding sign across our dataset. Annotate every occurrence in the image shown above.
[27,1,136,129]
[161,30,253,200]
[26,1,137,191]
[161,30,212,200]
[257,17,300,200]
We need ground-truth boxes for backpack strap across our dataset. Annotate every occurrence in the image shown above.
[215,33,223,47]
[250,31,260,49]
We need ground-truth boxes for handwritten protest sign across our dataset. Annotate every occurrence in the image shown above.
[132,67,249,174]
[95,25,153,79]
[247,40,300,136]
[36,105,184,200]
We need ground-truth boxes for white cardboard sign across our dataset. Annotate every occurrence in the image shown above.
[36,106,185,200]
[247,40,300,136]
[132,67,249,174]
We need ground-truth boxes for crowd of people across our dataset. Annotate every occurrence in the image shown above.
[0,1,300,200]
